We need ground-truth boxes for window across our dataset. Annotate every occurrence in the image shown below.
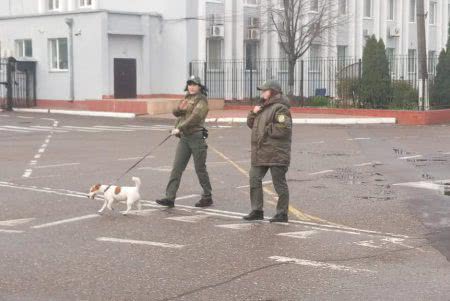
[337,45,347,70]
[338,0,347,15]
[428,50,437,74]
[15,39,32,57]
[279,43,288,71]
[310,0,319,12]
[364,0,372,18]
[244,0,260,5]
[79,0,92,7]
[207,39,223,70]
[429,1,437,25]
[49,38,68,71]
[245,41,259,70]
[408,49,416,74]
[387,0,395,21]
[48,0,60,11]
[409,0,416,22]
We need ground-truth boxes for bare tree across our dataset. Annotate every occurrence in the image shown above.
[265,0,344,96]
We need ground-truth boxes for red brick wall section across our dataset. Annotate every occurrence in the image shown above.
[224,105,450,125]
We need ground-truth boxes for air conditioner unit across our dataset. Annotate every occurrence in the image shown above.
[209,25,225,38]
[249,17,260,28]
[247,28,260,40]
[389,26,400,37]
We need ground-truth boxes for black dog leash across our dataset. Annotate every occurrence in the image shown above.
[104,134,172,193]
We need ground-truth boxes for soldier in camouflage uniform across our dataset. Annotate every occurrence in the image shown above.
[156,76,213,208]
[243,80,292,223]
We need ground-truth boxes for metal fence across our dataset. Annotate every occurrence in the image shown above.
[0,57,36,110]
[190,55,441,109]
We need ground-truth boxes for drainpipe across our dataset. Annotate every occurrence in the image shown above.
[65,17,75,102]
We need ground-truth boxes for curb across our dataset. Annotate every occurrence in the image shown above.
[12,108,136,119]
[206,117,397,125]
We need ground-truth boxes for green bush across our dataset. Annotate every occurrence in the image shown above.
[389,81,419,110]
[359,36,392,108]
[305,96,329,107]
[431,25,450,109]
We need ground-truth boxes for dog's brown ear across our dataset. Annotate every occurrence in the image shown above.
[114,186,121,195]
[90,184,101,192]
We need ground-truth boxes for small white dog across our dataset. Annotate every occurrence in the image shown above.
[88,177,142,215]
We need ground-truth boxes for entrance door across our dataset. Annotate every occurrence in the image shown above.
[114,58,137,99]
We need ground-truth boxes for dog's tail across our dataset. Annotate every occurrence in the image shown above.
[132,177,141,189]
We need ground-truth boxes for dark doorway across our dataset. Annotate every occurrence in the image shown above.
[114,58,137,99]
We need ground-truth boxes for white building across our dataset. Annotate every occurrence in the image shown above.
[1,0,449,103]
[0,0,200,103]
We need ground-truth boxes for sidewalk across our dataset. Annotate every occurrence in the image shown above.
[145,109,397,125]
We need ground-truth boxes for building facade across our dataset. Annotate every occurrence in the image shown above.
[1,0,449,102]
[0,0,200,102]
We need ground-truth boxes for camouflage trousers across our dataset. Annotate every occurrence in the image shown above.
[166,132,212,201]
[249,165,289,215]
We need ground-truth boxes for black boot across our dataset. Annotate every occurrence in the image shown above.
[243,210,264,221]
[156,198,175,208]
[269,213,288,223]
[195,197,213,208]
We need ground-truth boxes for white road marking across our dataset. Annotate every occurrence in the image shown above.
[309,170,334,176]
[0,127,30,133]
[354,240,383,249]
[138,167,172,172]
[443,152,450,155]
[34,154,41,159]
[32,214,99,229]
[34,163,80,169]
[269,256,376,273]
[237,181,272,189]
[277,230,318,239]
[347,138,371,141]
[61,126,103,132]
[175,194,200,201]
[31,126,67,133]
[0,229,24,234]
[91,126,134,132]
[22,169,33,178]
[118,156,155,161]
[399,155,422,160]
[166,215,210,223]
[215,223,257,230]
[0,218,35,227]
[17,116,34,119]
[3,126,59,133]
[96,237,185,249]
[354,162,382,167]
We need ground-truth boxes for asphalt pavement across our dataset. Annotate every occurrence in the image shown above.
[0,111,450,300]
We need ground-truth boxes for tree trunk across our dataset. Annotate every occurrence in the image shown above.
[288,59,297,96]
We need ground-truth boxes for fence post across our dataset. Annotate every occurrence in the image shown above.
[204,61,207,88]
[6,57,15,111]
[357,58,362,107]
[189,62,193,77]
[300,60,304,106]
[249,62,253,103]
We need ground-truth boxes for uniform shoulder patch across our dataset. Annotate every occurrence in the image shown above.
[276,114,287,123]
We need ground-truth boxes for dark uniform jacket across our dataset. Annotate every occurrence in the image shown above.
[247,94,292,166]
[173,93,209,136]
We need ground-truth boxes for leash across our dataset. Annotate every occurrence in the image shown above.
[104,134,172,193]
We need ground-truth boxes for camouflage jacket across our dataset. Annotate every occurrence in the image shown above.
[173,93,209,136]
[247,94,292,166]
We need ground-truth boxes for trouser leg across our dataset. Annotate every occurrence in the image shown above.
[165,138,191,200]
[270,166,290,215]
[190,136,212,198]
[249,165,269,211]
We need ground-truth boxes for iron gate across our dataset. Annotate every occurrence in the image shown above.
[0,57,36,110]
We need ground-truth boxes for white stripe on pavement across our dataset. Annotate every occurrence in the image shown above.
[118,156,155,161]
[0,127,30,133]
[399,155,422,160]
[166,215,209,223]
[0,218,35,227]
[0,229,24,234]
[32,214,99,229]
[34,163,80,169]
[269,256,376,273]
[96,237,185,249]
[309,170,335,176]
[277,230,318,239]
[237,181,272,189]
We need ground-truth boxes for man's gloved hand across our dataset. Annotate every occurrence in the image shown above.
[171,128,181,136]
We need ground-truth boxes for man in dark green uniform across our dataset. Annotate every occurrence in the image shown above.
[243,80,292,223]
[156,76,213,208]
